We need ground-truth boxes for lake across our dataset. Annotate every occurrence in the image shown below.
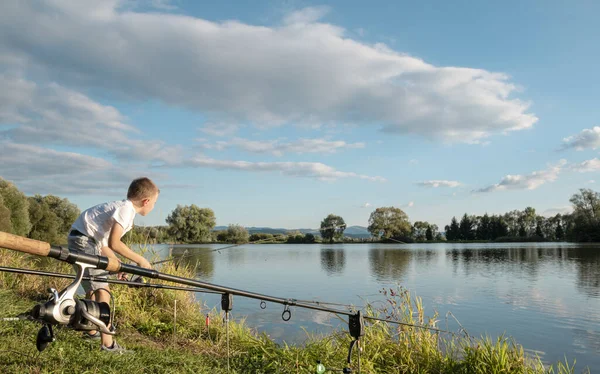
[140,242,600,371]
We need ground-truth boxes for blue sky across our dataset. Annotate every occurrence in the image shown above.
[1,0,599,230]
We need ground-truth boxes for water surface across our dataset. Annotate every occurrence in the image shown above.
[143,242,600,371]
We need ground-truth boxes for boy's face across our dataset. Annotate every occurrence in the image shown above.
[139,192,159,216]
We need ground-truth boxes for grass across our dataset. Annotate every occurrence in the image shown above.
[0,247,587,373]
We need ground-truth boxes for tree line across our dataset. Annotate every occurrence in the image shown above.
[2,177,600,244]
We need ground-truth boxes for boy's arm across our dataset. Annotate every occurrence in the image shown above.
[108,222,152,269]
[100,246,120,261]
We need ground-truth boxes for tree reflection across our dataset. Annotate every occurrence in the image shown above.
[411,249,437,268]
[171,246,215,280]
[441,244,600,296]
[368,247,410,282]
[320,247,346,276]
[443,246,543,279]
[566,247,600,297]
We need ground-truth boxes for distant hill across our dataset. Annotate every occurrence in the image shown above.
[213,225,372,239]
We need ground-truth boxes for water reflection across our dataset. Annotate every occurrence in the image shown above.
[445,247,544,279]
[441,245,600,297]
[411,249,438,269]
[566,247,600,298]
[171,246,215,280]
[368,247,410,282]
[320,247,345,275]
[225,248,245,266]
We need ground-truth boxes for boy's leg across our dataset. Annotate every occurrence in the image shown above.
[68,234,111,342]
[94,286,114,348]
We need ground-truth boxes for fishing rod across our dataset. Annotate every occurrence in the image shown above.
[0,264,445,334]
[0,266,222,294]
[150,236,280,266]
[0,231,447,372]
[0,265,368,313]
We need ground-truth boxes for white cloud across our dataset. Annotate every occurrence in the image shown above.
[572,158,600,173]
[0,74,182,164]
[149,0,177,11]
[0,1,537,143]
[0,142,149,195]
[184,156,386,182]
[474,160,567,193]
[401,201,414,208]
[199,123,241,137]
[561,127,600,151]
[197,137,364,156]
[282,6,331,25]
[589,180,596,184]
[417,180,461,188]
[361,202,371,208]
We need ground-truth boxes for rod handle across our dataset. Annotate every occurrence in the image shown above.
[0,231,51,257]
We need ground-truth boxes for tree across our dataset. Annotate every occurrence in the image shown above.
[0,194,13,233]
[568,189,600,241]
[535,222,544,238]
[367,207,411,240]
[412,221,430,241]
[249,233,274,242]
[165,204,216,243]
[425,226,433,241]
[570,189,600,224]
[519,207,537,236]
[0,178,31,236]
[476,213,491,240]
[214,230,228,242]
[459,214,475,240]
[490,215,508,239]
[41,195,79,241]
[555,221,564,241]
[503,210,520,237]
[27,195,60,244]
[320,214,346,243]
[445,217,460,241]
[25,194,79,244]
[303,233,316,243]
[225,224,249,244]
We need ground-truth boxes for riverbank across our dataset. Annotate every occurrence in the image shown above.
[0,248,583,373]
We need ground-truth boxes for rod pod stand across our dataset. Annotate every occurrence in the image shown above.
[344,311,365,373]
[221,293,233,372]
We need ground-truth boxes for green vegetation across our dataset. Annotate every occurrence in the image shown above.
[165,204,217,243]
[214,224,250,244]
[367,207,412,241]
[319,214,346,244]
[0,178,33,237]
[0,248,583,373]
[2,176,600,246]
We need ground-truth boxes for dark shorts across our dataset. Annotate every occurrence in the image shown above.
[67,234,109,293]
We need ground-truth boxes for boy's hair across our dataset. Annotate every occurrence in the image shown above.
[127,177,159,201]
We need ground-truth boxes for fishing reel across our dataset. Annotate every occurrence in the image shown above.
[28,262,114,352]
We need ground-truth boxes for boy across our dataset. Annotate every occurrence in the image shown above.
[68,177,159,353]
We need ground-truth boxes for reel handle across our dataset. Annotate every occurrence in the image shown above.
[0,231,50,257]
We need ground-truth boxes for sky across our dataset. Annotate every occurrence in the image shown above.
[0,0,599,230]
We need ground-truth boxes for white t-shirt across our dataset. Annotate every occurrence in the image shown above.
[71,199,136,246]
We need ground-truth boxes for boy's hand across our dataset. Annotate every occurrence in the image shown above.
[137,258,152,269]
